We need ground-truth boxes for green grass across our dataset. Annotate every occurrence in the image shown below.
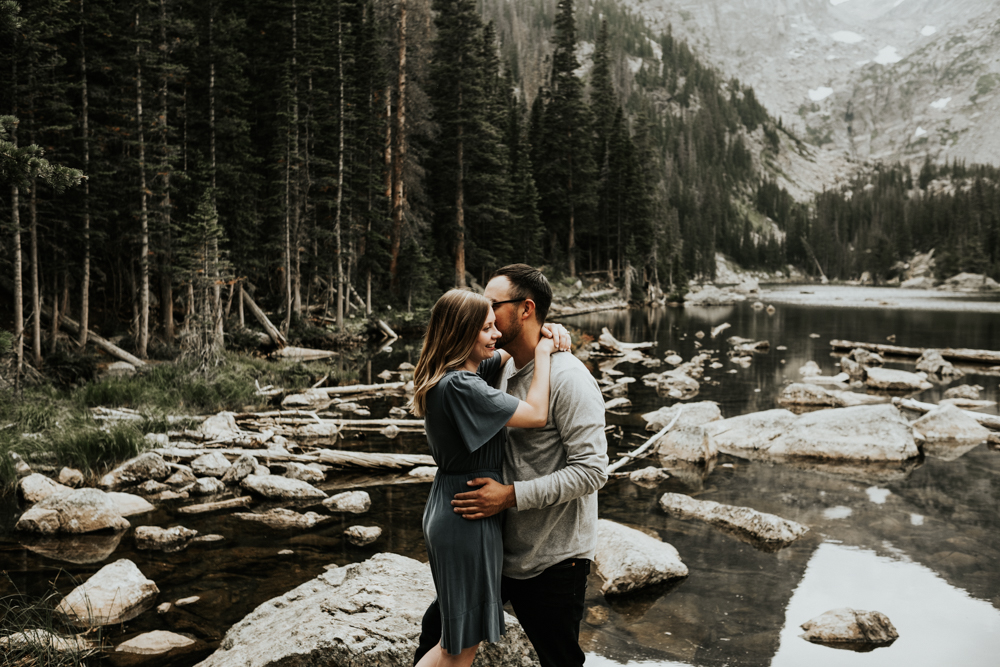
[0,575,100,666]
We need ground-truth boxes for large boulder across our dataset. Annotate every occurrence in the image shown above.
[233,508,331,530]
[864,367,932,392]
[642,401,721,432]
[16,488,130,534]
[106,491,157,517]
[194,553,537,667]
[800,608,898,649]
[912,404,990,444]
[655,426,716,464]
[240,474,326,500]
[99,452,170,489]
[914,349,963,377]
[704,409,799,458]
[777,383,887,408]
[767,404,919,462]
[594,520,688,596]
[939,272,1000,291]
[55,559,159,627]
[19,473,72,503]
[658,493,808,552]
[900,276,935,289]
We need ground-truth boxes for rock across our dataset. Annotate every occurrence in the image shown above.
[284,461,326,483]
[234,508,331,530]
[659,493,808,552]
[800,608,898,649]
[840,356,863,378]
[848,348,884,369]
[241,474,326,500]
[943,384,982,400]
[408,466,437,480]
[912,404,990,444]
[664,354,683,366]
[656,371,700,400]
[116,630,198,656]
[221,454,257,485]
[683,285,746,306]
[604,397,632,412]
[103,361,136,377]
[388,406,409,419]
[939,272,1000,292]
[768,404,919,462]
[58,467,85,488]
[253,465,271,476]
[136,480,170,495]
[865,367,933,392]
[56,559,159,627]
[198,412,242,440]
[915,349,963,377]
[105,492,157,517]
[19,473,72,503]
[191,477,226,496]
[16,488,130,534]
[655,426,716,464]
[11,451,32,477]
[628,467,671,488]
[165,468,197,487]
[778,383,842,407]
[381,424,401,438]
[642,401,721,432]
[282,389,334,411]
[798,360,821,377]
[135,525,198,552]
[191,452,232,478]
[344,525,382,546]
[594,519,688,595]
[144,432,170,447]
[19,532,125,565]
[323,490,372,513]
[195,553,535,667]
[705,409,799,457]
[734,277,760,294]
[0,629,96,654]
[900,276,935,289]
[99,452,170,489]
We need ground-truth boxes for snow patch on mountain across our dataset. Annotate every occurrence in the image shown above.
[874,46,902,64]
[809,87,834,101]
[832,31,864,44]
[921,26,937,36]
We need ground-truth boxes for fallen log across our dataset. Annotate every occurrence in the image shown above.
[317,450,434,470]
[155,447,316,462]
[607,407,684,475]
[831,340,1000,365]
[271,346,336,361]
[55,310,146,367]
[892,397,1000,430]
[316,381,407,396]
[378,319,398,339]
[242,290,287,347]
[178,496,253,514]
[598,327,656,353]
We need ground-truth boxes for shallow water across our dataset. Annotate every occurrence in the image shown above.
[2,286,999,666]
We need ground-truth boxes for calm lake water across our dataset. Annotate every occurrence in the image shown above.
[2,285,999,667]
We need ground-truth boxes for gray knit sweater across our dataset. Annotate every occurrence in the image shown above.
[498,352,609,579]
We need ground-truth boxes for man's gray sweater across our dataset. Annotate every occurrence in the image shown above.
[499,352,609,579]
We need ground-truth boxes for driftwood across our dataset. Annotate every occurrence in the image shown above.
[598,327,656,353]
[892,397,1000,430]
[378,319,399,339]
[317,381,407,396]
[177,496,253,514]
[241,290,287,347]
[606,407,683,474]
[54,309,146,367]
[831,340,1000,365]
[155,447,316,462]
[271,346,336,361]
[317,450,434,469]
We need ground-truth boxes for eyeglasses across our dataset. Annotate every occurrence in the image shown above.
[491,298,525,310]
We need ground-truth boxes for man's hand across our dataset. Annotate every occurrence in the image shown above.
[452,478,516,520]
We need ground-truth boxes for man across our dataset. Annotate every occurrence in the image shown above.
[413,264,609,667]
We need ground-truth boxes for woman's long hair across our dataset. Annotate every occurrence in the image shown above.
[409,289,490,417]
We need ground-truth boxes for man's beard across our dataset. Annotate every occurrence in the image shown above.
[495,316,523,349]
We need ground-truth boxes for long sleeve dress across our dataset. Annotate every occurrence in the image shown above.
[421,352,520,655]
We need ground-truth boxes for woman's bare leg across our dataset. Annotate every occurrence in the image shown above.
[414,641,479,667]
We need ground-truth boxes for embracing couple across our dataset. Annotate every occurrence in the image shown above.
[409,264,609,667]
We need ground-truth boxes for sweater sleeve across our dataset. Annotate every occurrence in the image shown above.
[512,361,609,510]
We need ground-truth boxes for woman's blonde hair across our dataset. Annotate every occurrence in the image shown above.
[409,289,491,417]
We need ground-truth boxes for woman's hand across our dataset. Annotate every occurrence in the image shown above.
[540,322,572,352]
[535,335,556,357]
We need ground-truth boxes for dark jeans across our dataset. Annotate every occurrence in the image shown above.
[414,558,590,667]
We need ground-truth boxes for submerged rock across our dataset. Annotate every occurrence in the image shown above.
[99,452,171,489]
[241,474,326,500]
[233,508,331,530]
[594,519,688,596]
[135,526,198,552]
[56,559,159,627]
[20,532,125,565]
[800,608,898,650]
[658,493,808,552]
[642,401,721,432]
[656,371,700,400]
[194,553,537,667]
[778,383,888,408]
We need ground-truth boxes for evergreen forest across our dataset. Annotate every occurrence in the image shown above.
[2,0,999,371]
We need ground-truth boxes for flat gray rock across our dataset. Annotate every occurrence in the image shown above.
[233,508,331,530]
[283,461,326,484]
[194,553,537,667]
[642,401,721,432]
[864,367,932,392]
[594,519,688,596]
[135,526,198,552]
[659,493,808,551]
[241,474,326,500]
[704,409,798,457]
[116,630,198,655]
[913,403,990,444]
[767,404,919,462]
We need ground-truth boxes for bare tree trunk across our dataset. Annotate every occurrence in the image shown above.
[159,0,174,343]
[12,185,23,382]
[208,4,222,340]
[79,0,91,347]
[388,0,406,290]
[455,127,465,289]
[29,180,42,366]
[237,281,245,328]
[290,0,302,319]
[136,8,150,358]
[334,7,345,330]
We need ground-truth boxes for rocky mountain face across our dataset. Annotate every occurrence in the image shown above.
[626,0,1000,169]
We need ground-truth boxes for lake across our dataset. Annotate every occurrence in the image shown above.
[2,285,999,667]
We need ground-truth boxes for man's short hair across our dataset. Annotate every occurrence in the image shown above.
[491,264,552,323]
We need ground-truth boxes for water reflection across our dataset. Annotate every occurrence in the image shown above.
[772,542,1000,666]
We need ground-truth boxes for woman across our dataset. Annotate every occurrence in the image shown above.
[410,289,561,667]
